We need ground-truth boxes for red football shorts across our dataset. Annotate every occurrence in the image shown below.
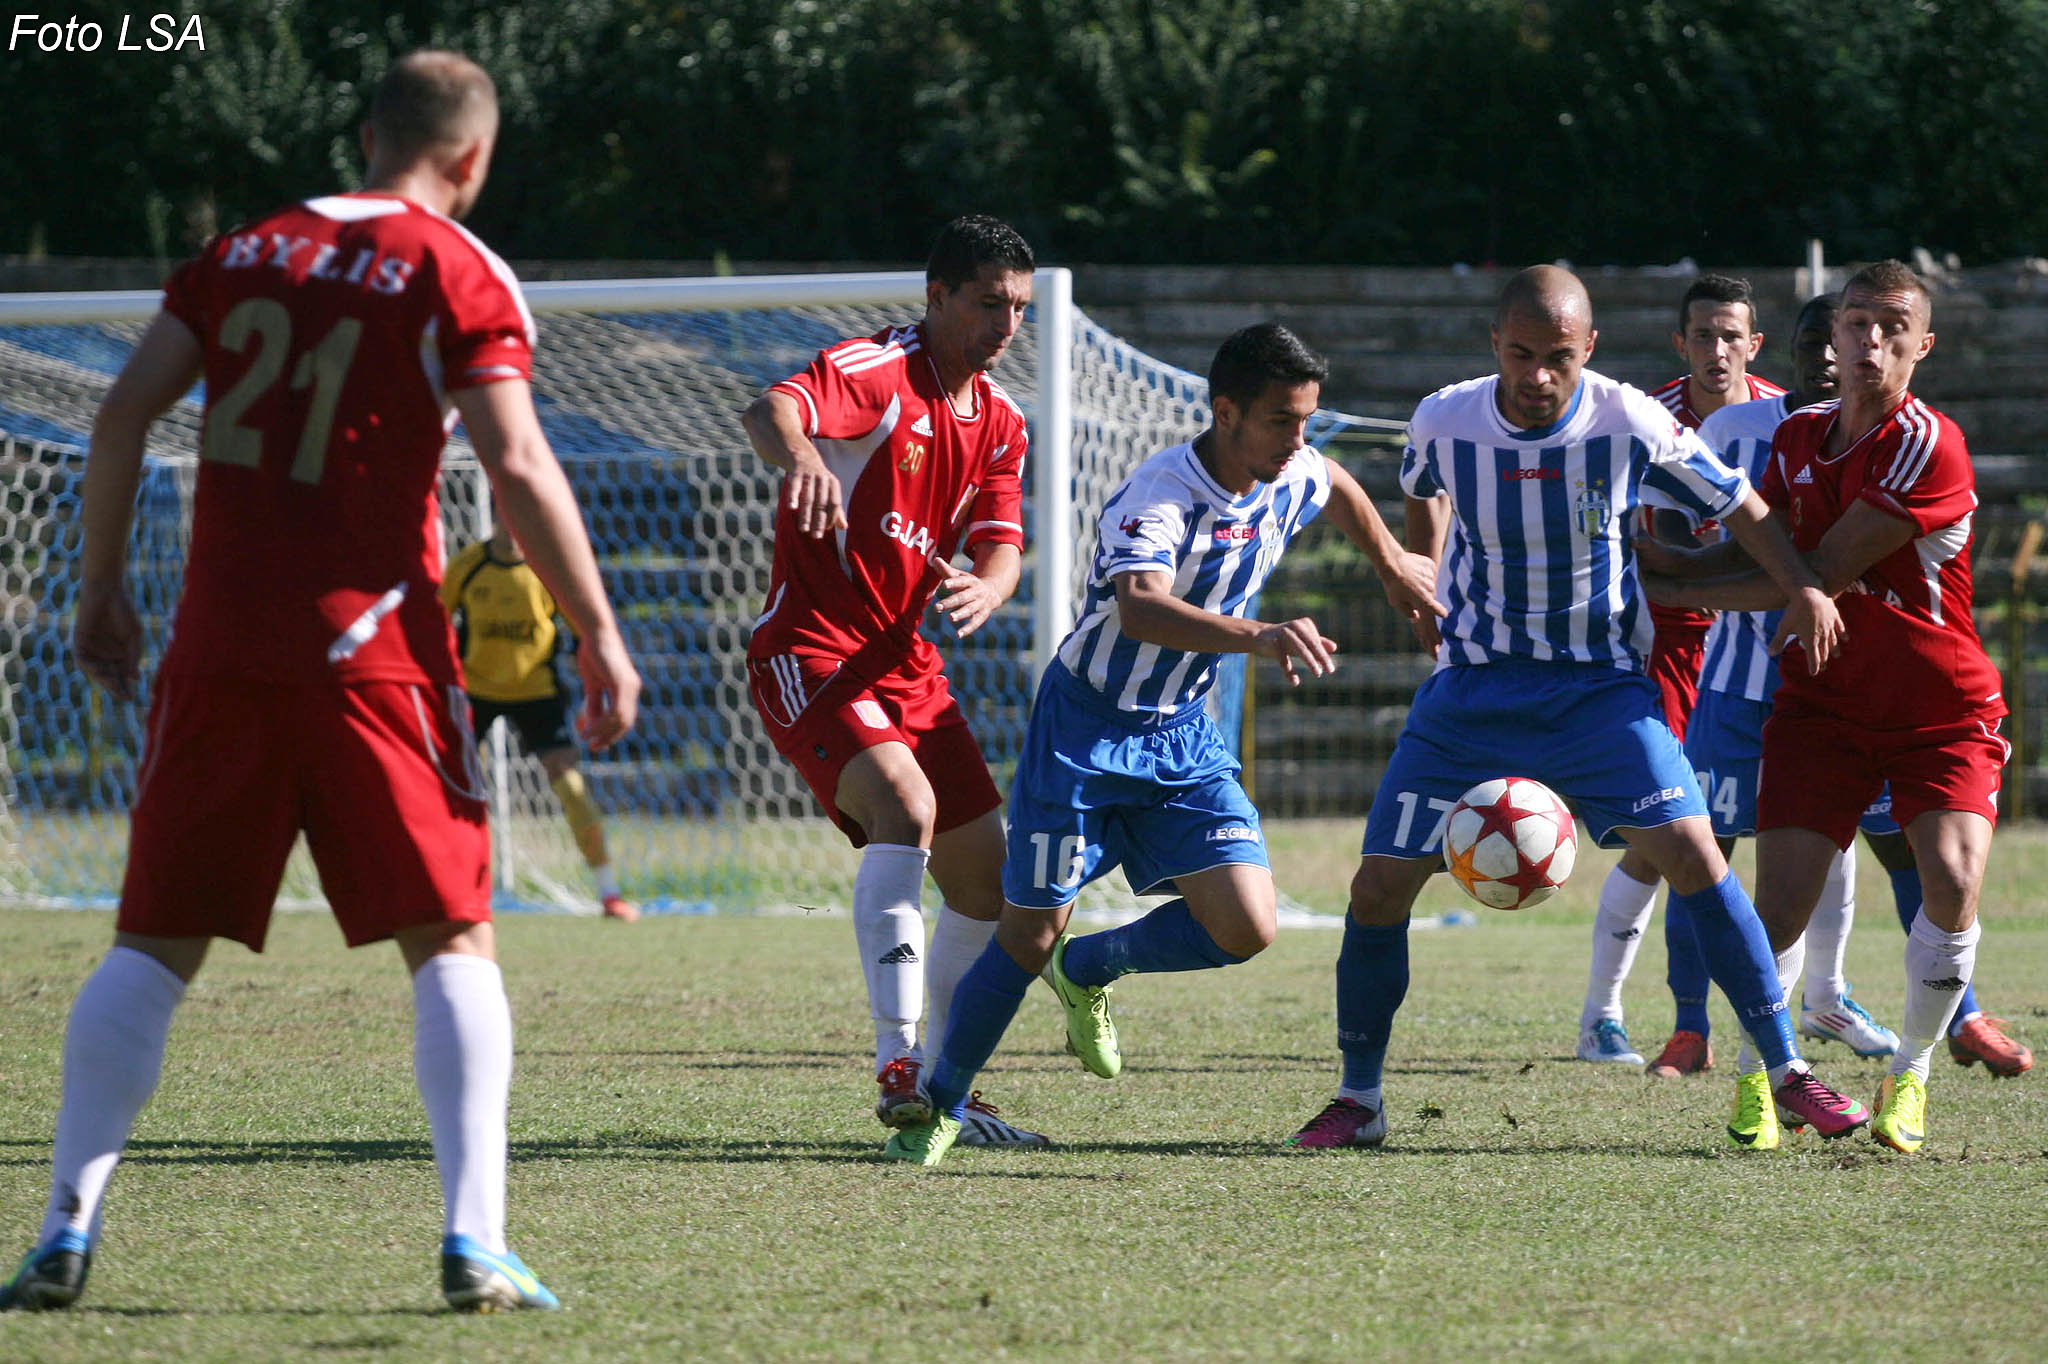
[1757,702,2008,849]
[120,673,492,950]
[748,651,1001,847]
[1646,604,1713,739]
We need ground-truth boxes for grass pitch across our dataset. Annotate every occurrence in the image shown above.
[3,826,2046,1362]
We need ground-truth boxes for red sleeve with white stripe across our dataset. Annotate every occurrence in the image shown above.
[768,333,901,439]
[961,379,1028,552]
[432,227,535,389]
[1861,405,1974,535]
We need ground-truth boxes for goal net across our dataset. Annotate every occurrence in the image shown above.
[0,271,1402,915]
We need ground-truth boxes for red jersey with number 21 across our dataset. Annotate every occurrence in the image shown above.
[1760,395,2004,731]
[749,323,1028,680]
[158,192,534,686]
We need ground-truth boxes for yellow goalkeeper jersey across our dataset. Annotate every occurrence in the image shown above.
[440,540,562,703]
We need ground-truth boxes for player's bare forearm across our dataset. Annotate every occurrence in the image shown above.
[457,380,641,740]
[1720,490,1844,670]
[74,312,202,699]
[742,390,843,536]
[1642,566,1782,612]
[1115,571,1335,684]
[937,541,1021,637]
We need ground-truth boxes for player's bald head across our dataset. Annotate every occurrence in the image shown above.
[1496,265,1593,331]
[369,50,498,161]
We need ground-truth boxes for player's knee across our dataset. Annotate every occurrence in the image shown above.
[995,906,1060,972]
[1347,859,1422,927]
[1213,911,1277,958]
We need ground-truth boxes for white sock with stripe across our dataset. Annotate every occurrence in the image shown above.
[1801,844,1856,1010]
[853,843,928,1070]
[1580,864,1658,1030]
[1893,913,1980,1082]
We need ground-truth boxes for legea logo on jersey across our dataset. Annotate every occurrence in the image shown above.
[1573,481,1610,538]
[1212,523,1258,543]
[1205,825,1260,843]
[881,510,938,556]
[1503,467,1561,482]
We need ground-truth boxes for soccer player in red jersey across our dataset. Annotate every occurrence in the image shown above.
[1577,275,1790,1075]
[741,215,1045,1148]
[1645,260,2008,1152]
[3,52,637,1314]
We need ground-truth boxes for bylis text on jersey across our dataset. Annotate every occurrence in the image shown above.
[9,13,207,52]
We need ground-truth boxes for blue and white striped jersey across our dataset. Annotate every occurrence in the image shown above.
[1401,370,1749,671]
[1694,395,1794,703]
[1056,441,1332,716]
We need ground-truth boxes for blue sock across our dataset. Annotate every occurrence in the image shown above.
[1891,866,1982,1031]
[1663,887,1713,1036]
[1336,915,1409,1093]
[925,940,1036,1119]
[1675,872,1797,1070]
[1060,899,1246,988]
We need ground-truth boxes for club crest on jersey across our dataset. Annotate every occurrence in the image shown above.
[881,510,937,556]
[1573,480,1610,538]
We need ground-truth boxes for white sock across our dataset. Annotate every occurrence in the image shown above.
[1579,865,1659,1030]
[1893,913,1980,1082]
[853,843,928,1071]
[1801,844,1856,1010]
[412,953,513,1255]
[1746,938,1807,1081]
[924,904,997,1064]
[39,947,185,1248]
[1336,1084,1382,1112]
[592,863,621,900]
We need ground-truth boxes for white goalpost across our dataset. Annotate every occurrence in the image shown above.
[0,268,1392,915]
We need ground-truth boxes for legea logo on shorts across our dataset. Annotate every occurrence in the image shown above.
[1206,825,1259,843]
[852,699,890,730]
[1632,785,1686,813]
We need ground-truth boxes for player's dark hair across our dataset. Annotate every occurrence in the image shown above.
[926,215,1035,291]
[370,50,498,160]
[1208,323,1329,412]
[1840,259,1932,325]
[1678,274,1757,331]
[1792,293,1836,335]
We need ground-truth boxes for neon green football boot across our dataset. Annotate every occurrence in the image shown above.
[1726,1069,1780,1150]
[1042,933,1122,1079]
[1871,1071,1928,1154]
[882,1114,962,1167]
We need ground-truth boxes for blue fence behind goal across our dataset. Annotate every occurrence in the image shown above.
[0,280,1409,914]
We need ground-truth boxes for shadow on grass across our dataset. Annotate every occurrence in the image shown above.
[78,1305,444,1319]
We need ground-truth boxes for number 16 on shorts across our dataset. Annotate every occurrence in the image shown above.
[1029,832,1087,890]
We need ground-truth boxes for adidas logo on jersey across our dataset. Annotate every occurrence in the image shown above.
[911,413,934,437]
[1794,466,1815,484]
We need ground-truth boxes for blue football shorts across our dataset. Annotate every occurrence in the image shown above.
[1003,662,1267,909]
[1362,657,1708,859]
[1858,784,1901,837]
[1683,687,1772,840]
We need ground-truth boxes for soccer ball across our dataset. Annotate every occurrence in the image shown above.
[1441,776,1577,910]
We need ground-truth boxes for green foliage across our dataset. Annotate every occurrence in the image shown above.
[6,0,2048,264]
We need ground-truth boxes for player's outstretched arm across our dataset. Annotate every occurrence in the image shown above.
[1323,463,1445,635]
[935,541,1021,638]
[456,379,641,750]
[1115,571,1336,685]
[1712,490,1844,672]
[73,312,203,701]
[741,390,845,539]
